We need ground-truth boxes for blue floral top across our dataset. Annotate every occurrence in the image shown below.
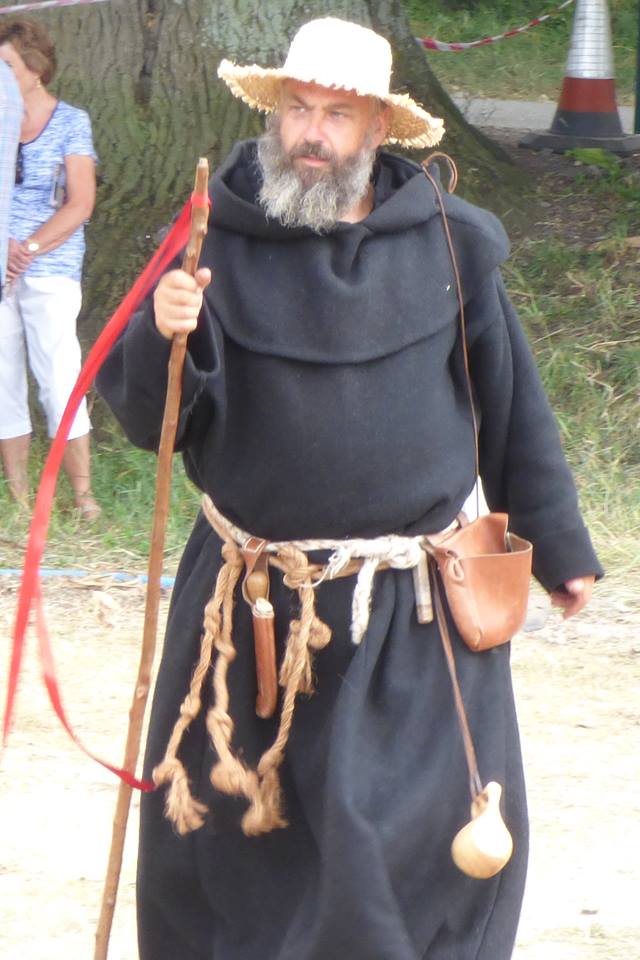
[10,100,97,281]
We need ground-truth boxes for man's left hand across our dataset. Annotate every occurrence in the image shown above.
[550,576,595,619]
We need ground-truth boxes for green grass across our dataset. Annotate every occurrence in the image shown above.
[502,162,640,573]
[0,426,201,576]
[407,0,637,103]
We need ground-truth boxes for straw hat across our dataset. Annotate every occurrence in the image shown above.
[217,17,445,149]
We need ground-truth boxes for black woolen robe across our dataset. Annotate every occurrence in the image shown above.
[96,142,602,960]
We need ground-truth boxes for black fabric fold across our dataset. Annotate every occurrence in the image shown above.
[206,141,510,362]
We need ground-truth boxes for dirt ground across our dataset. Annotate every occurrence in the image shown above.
[483,125,640,249]
[1,569,638,960]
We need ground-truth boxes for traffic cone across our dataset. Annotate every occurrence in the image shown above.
[520,0,640,155]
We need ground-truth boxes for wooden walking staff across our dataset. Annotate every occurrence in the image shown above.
[94,157,210,960]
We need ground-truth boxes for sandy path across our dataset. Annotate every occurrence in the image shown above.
[1,575,638,959]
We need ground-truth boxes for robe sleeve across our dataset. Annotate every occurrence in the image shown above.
[95,291,222,453]
[466,270,603,592]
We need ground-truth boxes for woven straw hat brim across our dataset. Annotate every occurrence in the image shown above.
[218,61,445,149]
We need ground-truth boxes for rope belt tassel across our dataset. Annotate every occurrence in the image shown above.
[154,496,457,836]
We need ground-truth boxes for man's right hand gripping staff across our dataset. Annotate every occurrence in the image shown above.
[153,267,211,340]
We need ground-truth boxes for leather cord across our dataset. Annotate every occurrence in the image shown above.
[433,573,483,800]
[421,155,480,484]
[422,154,484,802]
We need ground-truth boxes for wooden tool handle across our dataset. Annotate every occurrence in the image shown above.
[252,598,278,719]
[94,157,209,960]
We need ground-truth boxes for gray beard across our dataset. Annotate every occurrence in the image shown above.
[256,118,377,233]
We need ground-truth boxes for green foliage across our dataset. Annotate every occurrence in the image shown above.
[0,424,201,573]
[502,179,640,571]
[406,0,636,103]
[564,148,623,174]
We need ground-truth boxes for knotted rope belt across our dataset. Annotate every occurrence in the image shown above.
[153,496,461,837]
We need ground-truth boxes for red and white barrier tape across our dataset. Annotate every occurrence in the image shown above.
[0,0,108,15]
[418,0,574,51]
[2,0,573,49]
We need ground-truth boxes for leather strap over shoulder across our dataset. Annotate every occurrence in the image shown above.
[423,151,458,194]
[421,153,480,494]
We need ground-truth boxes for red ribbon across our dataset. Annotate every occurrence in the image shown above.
[190,190,210,209]
[2,192,206,790]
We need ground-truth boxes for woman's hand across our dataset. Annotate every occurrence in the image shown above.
[153,268,212,340]
[6,237,34,281]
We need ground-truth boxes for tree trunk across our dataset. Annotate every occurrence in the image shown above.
[41,0,527,346]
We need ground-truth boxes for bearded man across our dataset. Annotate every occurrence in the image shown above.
[97,17,601,960]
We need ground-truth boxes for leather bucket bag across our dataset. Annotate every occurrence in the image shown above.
[426,513,532,651]
[422,156,533,653]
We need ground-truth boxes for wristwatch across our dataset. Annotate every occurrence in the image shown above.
[26,240,40,254]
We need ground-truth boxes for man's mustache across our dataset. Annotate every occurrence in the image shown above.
[290,140,335,163]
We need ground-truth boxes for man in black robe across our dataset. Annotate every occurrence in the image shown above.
[97,16,602,960]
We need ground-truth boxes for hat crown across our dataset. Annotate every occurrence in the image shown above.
[282,17,393,98]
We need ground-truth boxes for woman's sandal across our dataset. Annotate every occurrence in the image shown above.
[75,493,102,521]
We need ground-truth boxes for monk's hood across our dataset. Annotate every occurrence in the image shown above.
[203,139,510,363]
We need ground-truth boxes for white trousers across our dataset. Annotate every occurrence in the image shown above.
[0,275,91,440]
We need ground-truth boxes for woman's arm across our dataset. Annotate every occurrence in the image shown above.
[28,153,96,251]
[7,153,96,279]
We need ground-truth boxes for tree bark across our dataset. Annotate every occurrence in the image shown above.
[40,0,527,346]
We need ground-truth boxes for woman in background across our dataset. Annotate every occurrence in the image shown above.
[0,17,99,517]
